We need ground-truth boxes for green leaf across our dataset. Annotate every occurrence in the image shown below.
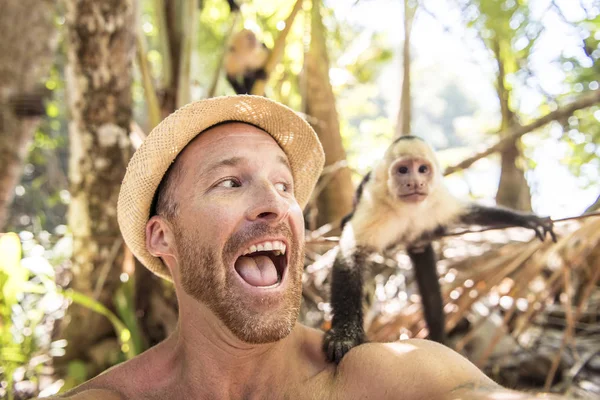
[0,233,29,307]
[63,289,136,359]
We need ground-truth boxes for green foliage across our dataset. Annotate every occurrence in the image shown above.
[459,0,542,98]
[8,49,69,235]
[558,14,600,185]
[0,232,139,398]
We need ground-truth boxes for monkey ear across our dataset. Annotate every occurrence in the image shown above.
[146,216,177,262]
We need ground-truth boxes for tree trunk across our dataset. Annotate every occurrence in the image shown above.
[492,39,532,211]
[586,193,600,213]
[395,0,417,138]
[159,0,199,117]
[304,0,353,228]
[0,0,57,231]
[60,0,136,372]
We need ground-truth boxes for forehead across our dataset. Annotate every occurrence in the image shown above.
[179,122,288,168]
[387,138,436,161]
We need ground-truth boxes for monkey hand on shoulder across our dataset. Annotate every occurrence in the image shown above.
[322,322,365,365]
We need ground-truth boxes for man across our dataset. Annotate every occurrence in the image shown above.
[56,96,569,399]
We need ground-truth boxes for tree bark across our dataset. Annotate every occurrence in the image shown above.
[60,0,136,371]
[395,0,417,138]
[0,0,57,231]
[158,0,199,117]
[492,38,532,211]
[304,0,354,228]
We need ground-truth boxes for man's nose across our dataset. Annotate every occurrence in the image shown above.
[245,182,289,223]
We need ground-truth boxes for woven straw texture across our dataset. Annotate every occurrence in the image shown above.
[117,95,325,280]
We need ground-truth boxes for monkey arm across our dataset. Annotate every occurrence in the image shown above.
[460,204,556,242]
[243,67,268,94]
[408,244,446,344]
[323,246,370,363]
[226,74,248,95]
[340,171,372,230]
[226,0,239,12]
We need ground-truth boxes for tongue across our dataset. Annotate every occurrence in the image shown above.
[234,255,278,287]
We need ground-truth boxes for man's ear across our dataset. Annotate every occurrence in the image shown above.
[146,216,177,263]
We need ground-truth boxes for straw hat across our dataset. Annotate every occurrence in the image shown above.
[117,95,325,280]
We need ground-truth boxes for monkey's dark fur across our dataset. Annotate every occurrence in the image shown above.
[323,136,556,364]
[224,29,269,95]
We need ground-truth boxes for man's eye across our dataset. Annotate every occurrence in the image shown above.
[275,182,288,192]
[217,179,240,188]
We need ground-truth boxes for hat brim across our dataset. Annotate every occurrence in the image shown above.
[117,95,324,280]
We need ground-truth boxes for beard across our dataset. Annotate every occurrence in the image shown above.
[174,221,303,344]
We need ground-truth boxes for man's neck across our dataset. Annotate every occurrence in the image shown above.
[162,306,302,399]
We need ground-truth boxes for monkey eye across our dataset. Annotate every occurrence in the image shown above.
[418,165,429,173]
[398,166,409,174]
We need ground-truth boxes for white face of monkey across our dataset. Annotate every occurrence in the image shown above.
[387,156,434,202]
[384,138,441,203]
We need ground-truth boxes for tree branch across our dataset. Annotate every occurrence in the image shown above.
[136,31,162,129]
[251,0,303,96]
[443,89,600,176]
[207,12,241,98]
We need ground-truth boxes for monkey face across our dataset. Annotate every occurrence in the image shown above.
[387,156,434,203]
[243,29,257,47]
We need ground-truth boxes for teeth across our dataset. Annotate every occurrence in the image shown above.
[242,240,287,256]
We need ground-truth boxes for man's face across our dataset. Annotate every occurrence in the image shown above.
[166,122,305,344]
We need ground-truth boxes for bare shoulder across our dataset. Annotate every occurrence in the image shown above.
[45,388,125,400]
[47,340,174,400]
[45,362,132,400]
[334,339,495,400]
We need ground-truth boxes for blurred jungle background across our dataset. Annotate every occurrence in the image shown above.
[1,0,599,398]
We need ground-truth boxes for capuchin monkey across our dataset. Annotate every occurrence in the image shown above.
[224,29,270,95]
[323,135,556,364]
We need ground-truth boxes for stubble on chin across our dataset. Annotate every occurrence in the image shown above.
[176,222,304,344]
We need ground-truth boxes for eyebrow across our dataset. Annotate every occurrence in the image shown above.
[199,154,292,182]
[203,156,244,177]
[276,154,292,173]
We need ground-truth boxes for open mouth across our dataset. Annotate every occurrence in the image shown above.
[234,240,287,288]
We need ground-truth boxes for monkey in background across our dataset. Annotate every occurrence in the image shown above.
[323,135,556,364]
[224,29,270,95]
